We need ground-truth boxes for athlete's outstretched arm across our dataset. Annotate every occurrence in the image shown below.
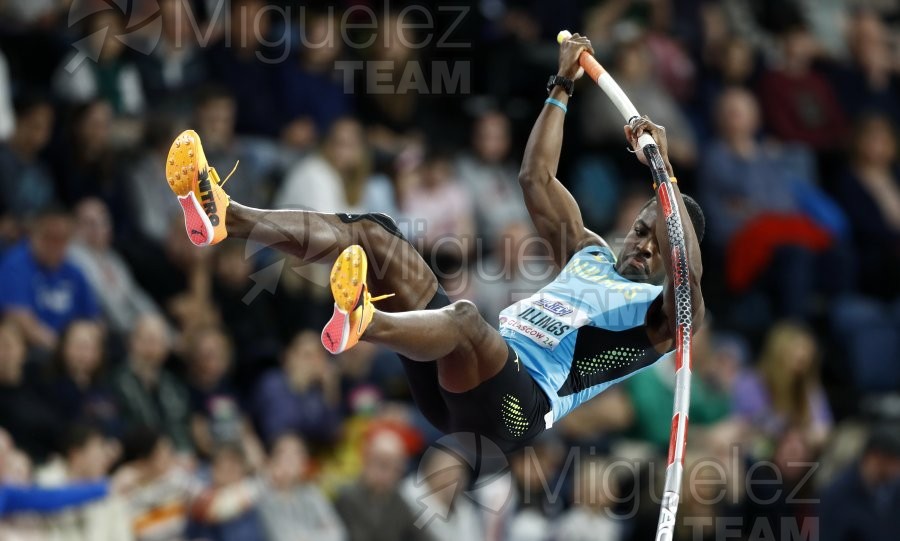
[626,119,705,333]
[518,34,607,269]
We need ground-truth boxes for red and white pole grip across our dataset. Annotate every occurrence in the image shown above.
[557,30,694,541]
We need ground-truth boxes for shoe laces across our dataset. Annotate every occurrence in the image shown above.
[356,286,395,311]
[353,289,394,322]
[209,160,240,187]
[367,291,395,304]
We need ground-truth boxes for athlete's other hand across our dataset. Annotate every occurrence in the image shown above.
[558,33,593,80]
[624,116,674,177]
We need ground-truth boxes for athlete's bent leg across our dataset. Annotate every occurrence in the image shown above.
[365,300,509,394]
[226,203,437,313]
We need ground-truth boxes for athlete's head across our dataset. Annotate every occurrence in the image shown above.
[615,194,705,284]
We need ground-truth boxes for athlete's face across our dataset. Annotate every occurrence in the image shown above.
[616,203,665,284]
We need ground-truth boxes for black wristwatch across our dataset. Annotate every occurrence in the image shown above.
[547,75,574,97]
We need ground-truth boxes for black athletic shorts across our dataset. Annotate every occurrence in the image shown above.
[335,213,552,453]
[440,343,551,453]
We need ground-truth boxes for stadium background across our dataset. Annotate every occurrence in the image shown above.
[0,0,899,540]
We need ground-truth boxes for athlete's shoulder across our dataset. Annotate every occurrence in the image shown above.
[569,244,616,264]
[571,231,611,258]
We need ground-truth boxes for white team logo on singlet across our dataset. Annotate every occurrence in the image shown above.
[533,298,574,316]
[499,293,589,350]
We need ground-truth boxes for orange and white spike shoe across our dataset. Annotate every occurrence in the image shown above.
[321,245,394,354]
[165,130,234,247]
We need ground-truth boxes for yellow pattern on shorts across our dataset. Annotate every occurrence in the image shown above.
[501,394,529,438]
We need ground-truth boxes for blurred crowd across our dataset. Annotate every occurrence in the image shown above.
[1,0,900,540]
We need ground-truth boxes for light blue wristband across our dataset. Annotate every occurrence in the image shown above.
[544,98,568,114]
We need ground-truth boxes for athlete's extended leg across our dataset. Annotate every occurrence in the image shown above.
[226,204,437,313]
[165,129,438,313]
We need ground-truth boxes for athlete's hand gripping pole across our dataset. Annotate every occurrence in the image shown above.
[557,30,693,541]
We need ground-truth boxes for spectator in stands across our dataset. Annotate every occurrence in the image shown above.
[1,430,138,541]
[553,456,623,541]
[188,444,267,541]
[252,331,342,446]
[829,10,900,127]
[400,446,484,541]
[257,433,347,541]
[0,94,57,219]
[119,427,200,541]
[112,314,193,452]
[719,0,803,62]
[129,218,219,338]
[701,88,811,245]
[694,37,758,139]
[124,117,184,245]
[744,427,820,529]
[191,85,276,208]
[644,0,697,103]
[185,326,264,464]
[456,110,530,247]
[70,198,160,335]
[732,321,832,449]
[43,320,120,435]
[757,25,847,150]
[275,117,374,213]
[693,331,749,409]
[280,116,319,156]
[820,423,900,541]
[52,99,119,208]
[53,11,144,115]
[133,0,208,111]
[211,241,279,383]
[0,323,65,460]
[0,207,99,350]
[699,88,849,322]
[835,115,900,299]
[36,424,133,541]
[355,13,424,161]
[278,10,351,138]
[503,435,566,541]
[206,0,281,137]
[675,448,746,541]
[335,428,428,541]
[400,150,476,267]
